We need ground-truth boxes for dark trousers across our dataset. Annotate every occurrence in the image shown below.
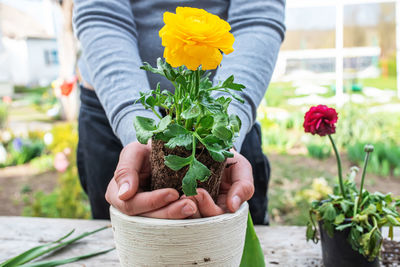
[77,86,270,224]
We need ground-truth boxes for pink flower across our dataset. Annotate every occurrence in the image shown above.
[54,152,69,172]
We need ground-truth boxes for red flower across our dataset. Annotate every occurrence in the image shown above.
[303,105,338,136]
[60,81,75,96]
[60,77,77,96]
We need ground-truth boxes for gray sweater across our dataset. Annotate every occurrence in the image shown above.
[73,0,285,151]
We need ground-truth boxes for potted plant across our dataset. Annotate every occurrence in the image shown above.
[304,105,400,267]
[110,7,264,267]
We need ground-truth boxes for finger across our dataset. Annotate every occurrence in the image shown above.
[180,195,201,219]
[226,152,254,213]
[194,188,224,217]
[106,179,179,215]
[140,199,197,219]
[113,142,151,200]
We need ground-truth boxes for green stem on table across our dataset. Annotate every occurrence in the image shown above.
[358,148,372,206]
[328,134,346,199]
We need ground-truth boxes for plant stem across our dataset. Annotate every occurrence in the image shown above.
[358,150,371,206]
[192,135,197,158]
[194,68,200,97]
[173,82,181,124]
[328,134,346,199]
[353,196,359,218]
[151,107,162,120]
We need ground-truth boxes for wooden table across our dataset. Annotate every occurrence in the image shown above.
[0,216,398,266]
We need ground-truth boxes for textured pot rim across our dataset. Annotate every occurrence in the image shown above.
[110,201,248,226]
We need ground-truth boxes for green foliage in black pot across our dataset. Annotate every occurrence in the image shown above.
[307,147,400,261]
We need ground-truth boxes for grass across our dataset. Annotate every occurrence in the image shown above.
[265,76,398,109]
[359,76,397,91]
[267,153,335,225]
[265,82,296,107]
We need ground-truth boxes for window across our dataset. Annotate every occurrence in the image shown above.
[44,49,59,66]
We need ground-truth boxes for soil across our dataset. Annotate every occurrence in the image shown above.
[150,139,226,201]
[0,164,57,216]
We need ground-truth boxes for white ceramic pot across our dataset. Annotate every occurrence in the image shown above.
[110,202,249,267]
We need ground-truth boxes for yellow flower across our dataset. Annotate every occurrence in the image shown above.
[159,7,234,71]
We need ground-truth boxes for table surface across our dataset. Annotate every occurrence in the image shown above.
[0,216,398,267]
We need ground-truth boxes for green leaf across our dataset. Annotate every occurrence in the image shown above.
[229,92,245,103]
[0,226,109,267]
[133,115,170,144]
[133,116,156,144]
[145,95,157,107]
[321,203,336,221]
[216,97,232,111]
[334,214,345,225]
[164,155,192,171]
[0,230,75,267]
[335,222,353,231]
[240,213,265,267]
[175,74,187,89]
[182,158,211,196]
[222,75,234,88]
[165,134,193,149]
[154,132,170,142]
[212,125,233,141]
[164,123,189,137]
[197,116,214,131]
[222,75,245,91]
[323,220,334,237]
[222,150,234,158]
[387,215,400,226]
[18,248,115,267]
[306,223,317,242]
[202,135,221,146]
[141,59,177,82]
[360,204,376,216]
[227,83,245,91]
[229,115,241,133]
[340,201,349,214]
[155,115,171,133]
[140,62,163,76]
[206,144,225,162]
[181,104,201,120]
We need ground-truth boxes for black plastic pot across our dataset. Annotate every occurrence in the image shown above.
[318,221,380,267]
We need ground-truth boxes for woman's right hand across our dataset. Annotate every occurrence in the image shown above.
[105,141,198,219]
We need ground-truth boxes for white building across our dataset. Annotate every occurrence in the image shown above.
[0,1,60,92]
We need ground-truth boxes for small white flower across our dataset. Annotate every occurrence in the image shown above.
[0,144,7,164]
[43,132,54,146]
[1,131,12,143]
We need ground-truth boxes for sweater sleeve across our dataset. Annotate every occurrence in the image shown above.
[73,0,158,146]
[212,0,286,152]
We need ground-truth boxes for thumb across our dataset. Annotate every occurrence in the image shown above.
[113,142,150,200]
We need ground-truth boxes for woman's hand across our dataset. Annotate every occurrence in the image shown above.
[182,150,254,218]
[105,141,198,219]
